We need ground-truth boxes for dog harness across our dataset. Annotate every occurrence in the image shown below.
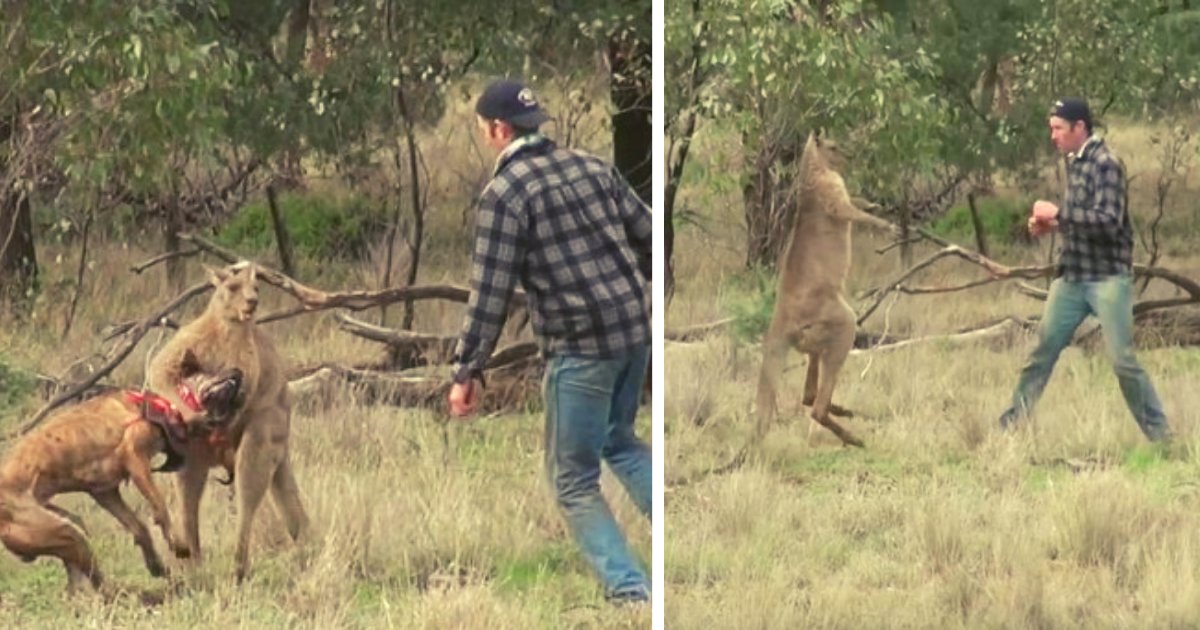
[123,382,230,471]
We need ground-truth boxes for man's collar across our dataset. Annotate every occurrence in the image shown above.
[1070,135,1101,162]
[493,133,550,175]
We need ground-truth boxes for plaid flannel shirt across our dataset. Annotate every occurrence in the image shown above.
[1056,136,1134,281]
[452,135,652,383]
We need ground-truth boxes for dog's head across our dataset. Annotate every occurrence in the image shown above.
[194,368,244,424]
[179,349,244,425]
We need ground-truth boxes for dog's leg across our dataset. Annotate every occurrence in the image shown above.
[811,322,864,448]
[44,503,88,534]
[233,418,285,582]
[175,458,209,561]
[123,439,189,559]
[91,489,168,578]
[2,496,103,592]
[270,455,308,542]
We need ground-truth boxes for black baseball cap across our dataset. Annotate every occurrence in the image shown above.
[1049,97,1092,126]
[475,79,551,129]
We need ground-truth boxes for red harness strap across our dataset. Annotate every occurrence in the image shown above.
[123,385,228,448]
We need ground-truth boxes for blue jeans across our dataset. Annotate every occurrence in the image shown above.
[543,344,651,601]
[1000,273,1170,441]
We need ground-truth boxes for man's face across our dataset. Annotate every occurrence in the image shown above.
[476,115,510,154]
[1048,116,1088,154]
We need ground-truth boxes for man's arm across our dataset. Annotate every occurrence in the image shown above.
[611,167,652,280]
[451,192,526,384]
[1060,158,1127,240]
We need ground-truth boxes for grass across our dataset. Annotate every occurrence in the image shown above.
[666,117,1200,628]
[0,78,648,628]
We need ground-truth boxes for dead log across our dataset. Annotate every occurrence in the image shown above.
[335,312,458,362]
[850,317,1035,355]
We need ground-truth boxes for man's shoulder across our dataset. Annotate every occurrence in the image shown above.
[532,145,613,175]
[501,145,614,190]
[1090,139,1123,170]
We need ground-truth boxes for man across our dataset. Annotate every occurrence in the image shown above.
[447,78,653,603]
[999,97,1170,441]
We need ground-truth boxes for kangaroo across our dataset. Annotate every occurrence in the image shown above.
[755,131,897,448]
[148,261,308,581]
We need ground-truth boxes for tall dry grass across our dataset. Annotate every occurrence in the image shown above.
[0,78,649,628]
[666,118,1200,628]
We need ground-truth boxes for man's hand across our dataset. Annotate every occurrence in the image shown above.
[448,378,483,418]
[1028,215,1058,237]
[1032,199,1059,222]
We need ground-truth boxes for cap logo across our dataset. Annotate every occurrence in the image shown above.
[517,88,537,107]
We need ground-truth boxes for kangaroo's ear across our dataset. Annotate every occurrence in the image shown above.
[205,265,228,286]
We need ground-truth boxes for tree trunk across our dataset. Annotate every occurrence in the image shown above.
[266,185,297,278]
[0,189,38,305]
[163,206,186,293]
[606,26,652,205]
[967,192,989,257]
[743,130,801,269]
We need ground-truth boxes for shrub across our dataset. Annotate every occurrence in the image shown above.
[930,197,1028,246]
[216,193,390,261]
[0,355,35,422]
[725,268,777,343]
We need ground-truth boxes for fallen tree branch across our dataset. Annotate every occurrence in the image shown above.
[334,312,539,371]
[857,245,1048,325]
[335,312,457,358]
[860,228,1200,323]
[180,232,525,316]
[849,317,1036,355]
[665,317,735,342]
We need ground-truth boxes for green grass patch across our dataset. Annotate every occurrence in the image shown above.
[495,544,578,594]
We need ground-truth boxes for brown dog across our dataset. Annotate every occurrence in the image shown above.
[0,359,242,594]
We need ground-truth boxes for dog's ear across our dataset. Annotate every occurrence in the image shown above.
[180,349,201,378]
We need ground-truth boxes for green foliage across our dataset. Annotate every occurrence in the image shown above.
[215,194,389,261]
[666,0,1200,267]
[930,197,1028,245]
[724,268,777,343]
[0,355,35,422]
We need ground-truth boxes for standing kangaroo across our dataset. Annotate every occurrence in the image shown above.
[755,131,896,448]
[148,261,308,581]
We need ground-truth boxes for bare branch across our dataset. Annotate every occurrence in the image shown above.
[665,317,736,342]
[179,232,525,315]
[130,247,201,274]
